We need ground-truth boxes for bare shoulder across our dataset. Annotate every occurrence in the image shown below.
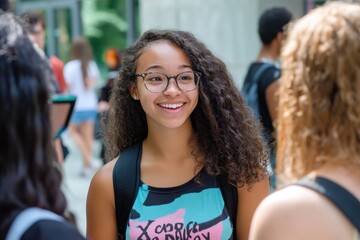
[88,159,116,205]
[94,158,117,178]
[86,158,119,240]
[249,185,355,240]
[93,159,117,183]
[253,185,321,217]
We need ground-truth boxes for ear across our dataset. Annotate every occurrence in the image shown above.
[277,32,285,42]
[130,83,139,100]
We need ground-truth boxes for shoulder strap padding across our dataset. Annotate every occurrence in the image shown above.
[6,207,63,240]
[295,177,360,232]
[113,142,142,239]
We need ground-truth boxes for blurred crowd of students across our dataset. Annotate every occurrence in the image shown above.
[18,10,121,177]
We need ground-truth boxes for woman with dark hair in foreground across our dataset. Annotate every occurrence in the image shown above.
[0,12,85,240]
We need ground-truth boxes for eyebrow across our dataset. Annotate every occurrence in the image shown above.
[144,64,192,72]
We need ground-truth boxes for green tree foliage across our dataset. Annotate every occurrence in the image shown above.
[82,0,128,80]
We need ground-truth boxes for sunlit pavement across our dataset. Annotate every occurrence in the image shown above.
[61,131,103,236]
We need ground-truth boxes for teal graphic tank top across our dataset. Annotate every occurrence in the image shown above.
[126,170,234,239]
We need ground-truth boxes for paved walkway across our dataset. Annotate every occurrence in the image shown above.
[61,131,103,236]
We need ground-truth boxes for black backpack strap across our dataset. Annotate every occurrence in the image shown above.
[113,142,142,239]
[242,62,277,93]
[252,63,276,84]
[295,177,360,232]
[217,174,238,238]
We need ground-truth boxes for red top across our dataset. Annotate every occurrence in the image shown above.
[50,55,67,93]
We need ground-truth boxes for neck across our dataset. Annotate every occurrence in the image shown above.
[257,44,279,62]
[144,119,196,162]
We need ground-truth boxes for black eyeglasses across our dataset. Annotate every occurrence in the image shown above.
[134,71,201,93]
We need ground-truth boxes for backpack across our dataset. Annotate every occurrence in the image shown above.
[242,62,280,189]
[241,62,280,120]
[294,177,360,232]
[112,142,238,239]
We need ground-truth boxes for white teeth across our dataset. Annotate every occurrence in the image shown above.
[160,103,184,109]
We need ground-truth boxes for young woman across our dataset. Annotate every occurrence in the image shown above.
[64,37,100,177]
[87,29,270,240]
[249,2,360,240]
[0,12,84,239]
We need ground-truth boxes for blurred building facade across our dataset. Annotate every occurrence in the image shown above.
[12,0,128,79]
[11,0,359,87]
[139,0,304,88]
[139,0,360,87]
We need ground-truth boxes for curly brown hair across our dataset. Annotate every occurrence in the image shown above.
[105,29,268,186]
[277,2,360,182]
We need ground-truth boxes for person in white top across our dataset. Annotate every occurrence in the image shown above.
[64,37,100,177]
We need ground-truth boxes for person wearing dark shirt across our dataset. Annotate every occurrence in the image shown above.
[243,7,292,190]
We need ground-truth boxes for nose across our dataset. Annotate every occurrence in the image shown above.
[163,78,181,95]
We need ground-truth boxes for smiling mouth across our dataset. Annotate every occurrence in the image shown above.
[159,103,184,109]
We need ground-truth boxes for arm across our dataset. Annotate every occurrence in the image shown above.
[87,61,101,88]
[86,160,118,240]
[265,80,279,124]
[63,62,74,89]
[236,177,269,240]
[50,56,68,93]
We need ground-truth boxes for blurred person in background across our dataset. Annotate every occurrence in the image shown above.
[98,48,123,112]
[50,55,68,93]
[64,36,101,177]
[0,12,85,240]
[96,48,123,163]
[242,7,292,190]
[0,0,9,11]
[20,11,60,94]
[250,2,360,239]
[21,10,68,164]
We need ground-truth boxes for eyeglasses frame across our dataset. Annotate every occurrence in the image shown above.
[134,70,201,93]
